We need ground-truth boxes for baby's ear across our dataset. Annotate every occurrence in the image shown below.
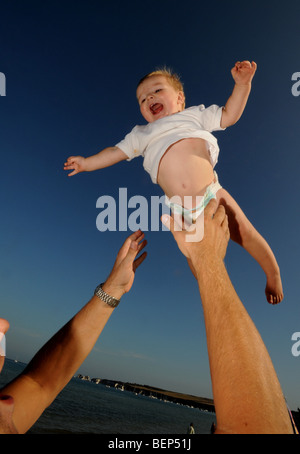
[178,91,185,109]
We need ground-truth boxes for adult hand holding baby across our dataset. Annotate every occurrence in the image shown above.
[161,199,230,271]
[103,230,147,300]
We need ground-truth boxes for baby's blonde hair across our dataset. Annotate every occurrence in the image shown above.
[137,67,186,109]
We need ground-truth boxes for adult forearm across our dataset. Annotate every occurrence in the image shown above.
[5,295,115,433]
[2,230,146,433]
[24,296,113,392]
[194,256,292,434]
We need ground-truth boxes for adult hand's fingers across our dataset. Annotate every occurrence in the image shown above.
[115,230,145,265]
[221,212,230,241]
[203,198,218,220]
[212,204,227,225]
[133,250,147,271]
[161,214,178,233]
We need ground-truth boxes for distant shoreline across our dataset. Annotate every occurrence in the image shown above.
[6,359,299,432]
[76,374,300,433]
[76,374,215,413]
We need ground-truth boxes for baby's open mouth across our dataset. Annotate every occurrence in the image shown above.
[150,103,163,115]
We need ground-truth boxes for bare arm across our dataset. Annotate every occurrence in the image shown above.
[64,146,128,176]
[196,254,292,434]
[1,231,147,433]
[221,61,257,128]
[162,202,293,434]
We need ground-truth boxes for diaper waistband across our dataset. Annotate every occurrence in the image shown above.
[165,171,222,212]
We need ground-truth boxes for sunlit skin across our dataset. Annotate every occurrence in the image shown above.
[0,318,18,434]
[136,75,215,202]
[63,61,283,304]
[136,75,185,123]
[161,200,293,434]
[136,67,283,305]
[0,231,147,434]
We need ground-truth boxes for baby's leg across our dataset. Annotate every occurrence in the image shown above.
[215,188,283,304]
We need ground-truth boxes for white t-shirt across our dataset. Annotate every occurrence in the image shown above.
[115,104,225,184]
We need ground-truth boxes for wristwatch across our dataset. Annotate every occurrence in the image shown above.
[94,283,120,308]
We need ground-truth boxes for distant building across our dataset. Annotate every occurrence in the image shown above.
[91,378,101,384]
[77,374,91,381]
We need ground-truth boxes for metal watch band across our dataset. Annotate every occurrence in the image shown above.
[94,283,120,308]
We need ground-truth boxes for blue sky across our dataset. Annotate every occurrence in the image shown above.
[0,1,300,410]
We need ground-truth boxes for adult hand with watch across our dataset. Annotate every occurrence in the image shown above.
[0,230,147,434]
[99,229,147,303]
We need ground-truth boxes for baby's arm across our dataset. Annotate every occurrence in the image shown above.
[220,61,257,129]
[64,147,128,177]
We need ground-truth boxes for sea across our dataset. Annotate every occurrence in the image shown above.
[0,358,216,435]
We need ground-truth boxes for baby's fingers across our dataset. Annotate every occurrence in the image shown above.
[240,60,251,67]
[251,61,257,72]
[67,169,78,177]
[63,163,79,176]
[64,156,76,165]
[63,163,75,171]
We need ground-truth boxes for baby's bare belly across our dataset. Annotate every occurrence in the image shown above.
[157,138,215,200]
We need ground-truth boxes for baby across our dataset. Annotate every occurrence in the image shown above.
[64,61,283,304]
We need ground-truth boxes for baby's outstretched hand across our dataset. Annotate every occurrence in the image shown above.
[231,61,257,85]
[64,156,86,176]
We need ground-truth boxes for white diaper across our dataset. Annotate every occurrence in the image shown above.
[165,171,222,225]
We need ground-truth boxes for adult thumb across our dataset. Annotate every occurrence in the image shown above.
[161,214,173,232]
[161,214,184,233]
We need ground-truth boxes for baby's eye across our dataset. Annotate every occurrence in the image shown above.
[155,88,162,93]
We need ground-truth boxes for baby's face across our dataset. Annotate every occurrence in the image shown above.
[136,76,184,123]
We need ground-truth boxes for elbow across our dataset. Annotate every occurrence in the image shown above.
[220,113,239,129]
[222,120,238,129]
